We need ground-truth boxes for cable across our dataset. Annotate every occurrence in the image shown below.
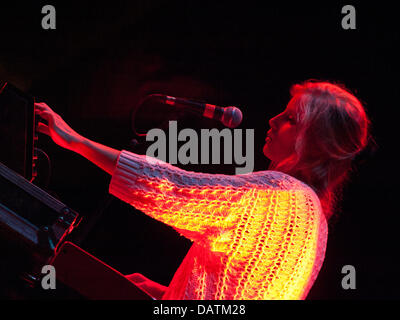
[34,147,52,189]
[130,93,165,138]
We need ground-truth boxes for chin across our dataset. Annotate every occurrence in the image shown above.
[263,144,282,163]
[263,144,272,160]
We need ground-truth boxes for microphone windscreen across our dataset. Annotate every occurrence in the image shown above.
[221,106,243,128]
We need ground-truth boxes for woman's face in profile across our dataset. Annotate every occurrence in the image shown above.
[263,97,299,164]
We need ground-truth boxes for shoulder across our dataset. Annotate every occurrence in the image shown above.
[247,170,324,216]
[242,170,314,192]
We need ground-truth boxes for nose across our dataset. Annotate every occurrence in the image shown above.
[269,115,279,130]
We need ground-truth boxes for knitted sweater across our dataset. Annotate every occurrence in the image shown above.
[109,150,328,300]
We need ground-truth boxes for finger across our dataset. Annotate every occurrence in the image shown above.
[130,273,148,283]
[34,107,45,117]
[34,102,53,113]
[36,122,51,136]
[36,110,54,123]
[34,102,46,109]
[34,102,49,107]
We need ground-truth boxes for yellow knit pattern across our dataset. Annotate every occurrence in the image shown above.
[109,151,328,300]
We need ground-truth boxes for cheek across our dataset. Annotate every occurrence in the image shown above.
[263,125,298,161]
[277,127,297,153]
[281,131,296,147]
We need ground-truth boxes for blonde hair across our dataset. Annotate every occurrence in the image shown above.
[269,80,371,221]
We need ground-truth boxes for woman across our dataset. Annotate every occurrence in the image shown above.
[35,80,370,300]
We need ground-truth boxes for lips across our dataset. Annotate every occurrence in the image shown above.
[265,131,273,142]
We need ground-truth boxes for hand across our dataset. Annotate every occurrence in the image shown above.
[126,273,167,300]
[35,102,82,151]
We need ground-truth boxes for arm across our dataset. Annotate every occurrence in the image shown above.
[35,102,243,244]
[35,102,303,247]
[72,137,119,175]
[35,102,119,175]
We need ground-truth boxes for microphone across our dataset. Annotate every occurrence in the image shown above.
[150,94,243,128]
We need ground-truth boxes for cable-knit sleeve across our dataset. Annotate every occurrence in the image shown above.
[109,150,321,247]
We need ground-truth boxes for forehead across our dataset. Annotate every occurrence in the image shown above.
[286,96,299,113]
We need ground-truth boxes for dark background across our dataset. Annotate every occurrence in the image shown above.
[0,1,398,299]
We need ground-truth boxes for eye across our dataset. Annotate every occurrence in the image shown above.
[287,115,296,124]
